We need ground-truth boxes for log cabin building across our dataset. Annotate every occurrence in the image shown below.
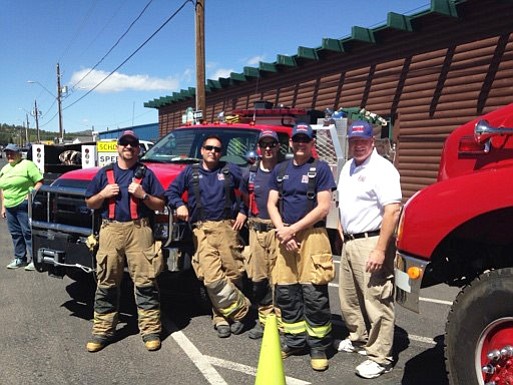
[145,0,513,199]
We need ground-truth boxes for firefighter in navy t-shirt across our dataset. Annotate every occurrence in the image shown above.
[267,122,336,372]
[166,135,250,338]
[241,129,281,339]
[84,130,166,353]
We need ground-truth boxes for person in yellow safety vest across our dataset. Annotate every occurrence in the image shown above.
[166,135,250,338]
[84,130,166,353]
[241,130,281,339]
[267,122,337,372]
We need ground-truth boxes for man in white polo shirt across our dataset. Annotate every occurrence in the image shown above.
[336,120,402,379]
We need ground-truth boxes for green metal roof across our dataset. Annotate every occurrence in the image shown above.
[144,0,462,109]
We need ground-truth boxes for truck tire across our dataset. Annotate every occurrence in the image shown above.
[445,268,513,385]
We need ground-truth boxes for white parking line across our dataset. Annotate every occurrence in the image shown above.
[206,356,311,385]
[169,328,228,385]
[419,297,453,306]
[331,319,436,346]
[166,319,311,385]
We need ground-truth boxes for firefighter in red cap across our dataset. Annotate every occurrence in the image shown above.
[85,130,166,352]
[241,129,281,339]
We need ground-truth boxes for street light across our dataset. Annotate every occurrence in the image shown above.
[27,63,65,143]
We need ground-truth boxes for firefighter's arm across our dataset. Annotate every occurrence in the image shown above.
[288,189,332,235]
[366,202,401,273]
[85,184,119,209]
[267,189,284,230]
[175,205,189,222]
[268,189,299,249]
[233,212,247,231]
[127,183,165,211]
[143,193,165,211]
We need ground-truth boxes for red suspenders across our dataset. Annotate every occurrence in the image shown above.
[105,167,143,220]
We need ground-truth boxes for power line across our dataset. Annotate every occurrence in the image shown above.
[71,0,155,91]
[77,1,126,62]
[64,0,193,111]
[58,0,100,63]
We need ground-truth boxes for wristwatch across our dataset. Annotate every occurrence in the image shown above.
[142,193,149,201]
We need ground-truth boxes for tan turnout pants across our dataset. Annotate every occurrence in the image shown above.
[192,220,250,326]
[93,218,163,341]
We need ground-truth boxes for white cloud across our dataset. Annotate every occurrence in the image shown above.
[246,55,266,66]
[210,68,234,80]
[70,68,179,93]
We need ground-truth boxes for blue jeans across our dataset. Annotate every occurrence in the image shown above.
[6,200,32,261]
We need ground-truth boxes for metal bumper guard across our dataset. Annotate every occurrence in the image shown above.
[394,251,428,313]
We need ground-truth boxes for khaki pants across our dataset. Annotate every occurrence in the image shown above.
[192,220,249,326]
[93,219,163,341]
[339,235,395,365]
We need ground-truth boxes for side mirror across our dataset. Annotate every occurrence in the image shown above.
[475,119,513,144]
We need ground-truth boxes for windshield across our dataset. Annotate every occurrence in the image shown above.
[141,127,264,167]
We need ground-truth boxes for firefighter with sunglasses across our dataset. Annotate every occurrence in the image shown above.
[241,130,281,339]
[268,122,336,372]
[166,135,250,338]
[85,130,166,353]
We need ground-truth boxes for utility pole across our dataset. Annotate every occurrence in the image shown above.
[33,100,41,143]
[195,0,206,121]
[25,113,30,145]
[57,62,64,143]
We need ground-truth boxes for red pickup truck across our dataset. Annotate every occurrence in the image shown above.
[395,103,513,385]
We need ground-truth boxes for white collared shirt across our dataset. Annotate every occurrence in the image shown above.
[338,149,402,234]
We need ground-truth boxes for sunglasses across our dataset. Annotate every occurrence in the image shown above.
[203,145,222,153]
[292,136,312,143]
[119,140,139,147]
[259,141,278,149]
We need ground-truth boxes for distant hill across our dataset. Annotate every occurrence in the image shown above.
[0,123,92,145]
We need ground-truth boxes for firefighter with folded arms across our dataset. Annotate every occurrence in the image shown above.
[241,129,281,339]
[336,120,401,379]
[166,134,250,338]
[267,122,337,372]
[84,130,166,353]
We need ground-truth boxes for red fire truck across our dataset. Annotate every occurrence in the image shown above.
[29,103,345,303]
[395,103,513,385]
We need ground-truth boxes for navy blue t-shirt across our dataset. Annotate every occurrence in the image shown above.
[268,158,336,224]
[85,163,165,221]
[241,164,273,220]
[166,162,243,224]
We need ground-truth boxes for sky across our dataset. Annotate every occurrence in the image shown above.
[1,0,430,135]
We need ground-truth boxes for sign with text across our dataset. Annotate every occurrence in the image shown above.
[96,140,118,167]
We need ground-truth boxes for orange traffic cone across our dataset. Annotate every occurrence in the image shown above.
[255,314,285,385]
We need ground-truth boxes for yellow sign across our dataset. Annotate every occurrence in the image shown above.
[97,141,118,152]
